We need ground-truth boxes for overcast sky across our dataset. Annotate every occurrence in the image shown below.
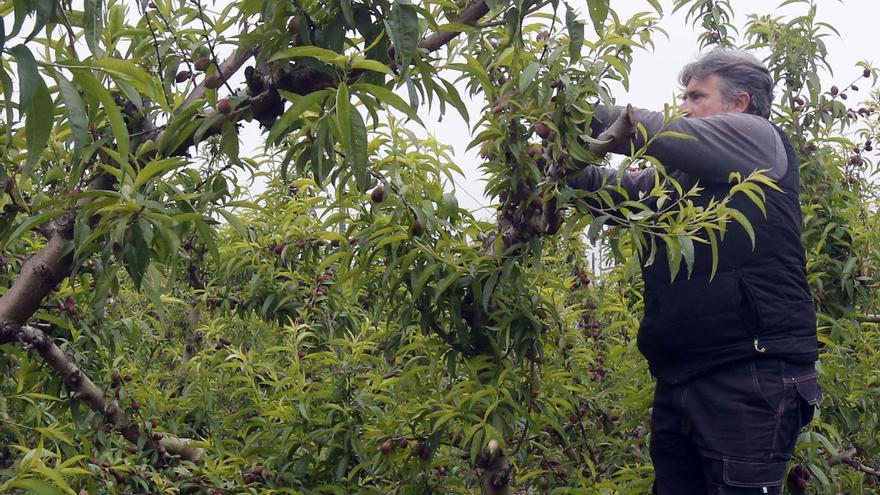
[411,0,877,215]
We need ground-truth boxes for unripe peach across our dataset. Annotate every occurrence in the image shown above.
[217,99,232,114]
[204,75,223,90]
[194,57,212,71]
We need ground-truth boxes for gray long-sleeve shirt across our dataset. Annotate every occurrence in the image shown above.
[567,107,787,198]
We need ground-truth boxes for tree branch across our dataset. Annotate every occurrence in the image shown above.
[827,447,880,476]
[0,213,75,325]
[16,324,204,461]
[180,45,260,110]
[420,1,491,52]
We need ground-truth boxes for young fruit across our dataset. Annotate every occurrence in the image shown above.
[379,440,395,455]
[217,99,232,114]
[526,144,544,160]
[536,122,552,140]
[864,68,872,78]
[411,441,428,459]
[274,243,285,255]
[175,70,191,83]
[194,57,212,71]
[411,219,424,237]
[204,75,223,90]
[371,185,385,203]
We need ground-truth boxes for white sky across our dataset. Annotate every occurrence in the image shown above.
[409,0,877,215]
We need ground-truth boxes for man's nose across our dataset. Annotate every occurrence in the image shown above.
[679,100,691,115]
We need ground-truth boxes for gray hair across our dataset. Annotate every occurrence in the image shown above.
[679,49,774,118]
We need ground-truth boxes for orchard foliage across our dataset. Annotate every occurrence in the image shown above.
[0,0,877,493]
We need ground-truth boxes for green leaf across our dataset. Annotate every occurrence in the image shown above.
[340,0,355,26]
[0,67,14,144]
[704,227,719,281]
[217,209,247,238]
[335,82,352,155]
[268,46,346,66]
[220,120,240,163]
[121,221,151,289]
[662,235,682,282]
[349,59,393,75]
[25,0,57,42]
[11,45,39,111]
[55,72,89,159]
[519,61,540,94]
[587,0,609,34]
[349,107,369,193]
[93,57,161,104]
[269,89,332,145]
[566,6,584,60]
[390,0,420,70]
[1,209,67,250]
[24,76,53,174]
[726,208,755,250]
[587,215,609,242]
[134,157,186,190]
[84,0,103,56]
[2,478,63,495]
[679,235,695,277]
[352,83,423,125]
[74,69,130,168]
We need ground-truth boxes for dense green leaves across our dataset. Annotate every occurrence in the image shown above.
[0,0,876,494]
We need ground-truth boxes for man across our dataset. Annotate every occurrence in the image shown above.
[568,49,822,494]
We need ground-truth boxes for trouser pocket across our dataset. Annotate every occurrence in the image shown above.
[793,374,822,427]
[721,457,786,494]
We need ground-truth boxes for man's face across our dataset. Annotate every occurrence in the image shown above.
[680,73,748,118]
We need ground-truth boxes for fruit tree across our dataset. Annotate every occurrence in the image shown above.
[0,0,878,493]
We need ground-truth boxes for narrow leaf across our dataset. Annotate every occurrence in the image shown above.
[335,82,352,154]
[55,72,89,158]
[349,107,369,192]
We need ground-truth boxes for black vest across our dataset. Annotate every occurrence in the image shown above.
[637,125,818,384]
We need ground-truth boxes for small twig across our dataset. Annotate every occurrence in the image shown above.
[193,0,236,94]
[827,447,880,476]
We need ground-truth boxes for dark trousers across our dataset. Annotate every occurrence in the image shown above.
[650,359,822,494]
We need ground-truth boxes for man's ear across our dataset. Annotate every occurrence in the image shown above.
[731,92,751,113]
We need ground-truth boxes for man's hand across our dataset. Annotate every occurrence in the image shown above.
[589,104,637,156]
